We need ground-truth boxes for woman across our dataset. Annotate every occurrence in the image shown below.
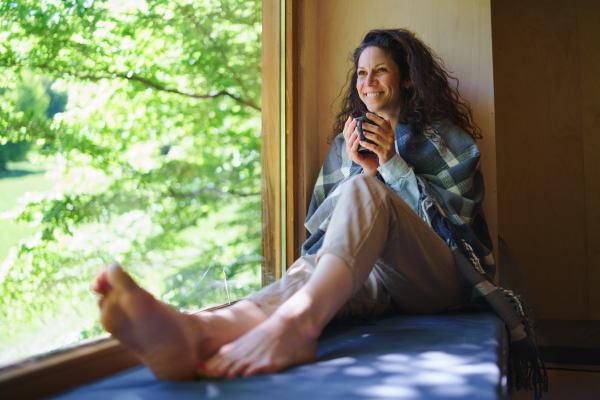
[93,29,543,393]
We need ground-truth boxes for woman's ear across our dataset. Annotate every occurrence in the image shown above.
[403,79,412,89]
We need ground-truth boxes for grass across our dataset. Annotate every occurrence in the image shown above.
[0,161,57,265]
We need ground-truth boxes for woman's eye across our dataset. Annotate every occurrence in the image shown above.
[358,70,366,75]
[377,68,387,73]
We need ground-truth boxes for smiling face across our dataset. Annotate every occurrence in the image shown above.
[356,46,407,120]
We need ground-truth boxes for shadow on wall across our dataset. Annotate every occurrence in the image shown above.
[498,237,539,324]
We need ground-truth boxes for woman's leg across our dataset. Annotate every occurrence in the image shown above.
[319,174,467,315]
[200,174,459,377]
[202,253,355,377]
[94,254,355,380]
[95,174,465,380]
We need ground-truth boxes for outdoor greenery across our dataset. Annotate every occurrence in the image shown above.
[0,0,262,362]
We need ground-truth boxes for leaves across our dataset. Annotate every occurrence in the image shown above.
[0,0,262,342]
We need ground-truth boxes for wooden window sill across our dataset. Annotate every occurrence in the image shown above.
[0,301,239,400]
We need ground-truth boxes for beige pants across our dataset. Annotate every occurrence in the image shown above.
[248,174,468,319]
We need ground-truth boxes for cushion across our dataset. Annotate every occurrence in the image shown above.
[51,313,507,400]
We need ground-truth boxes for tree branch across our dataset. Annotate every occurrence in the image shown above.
[33,65,261,112]
[169,187,260,199]
[172,1,254,99]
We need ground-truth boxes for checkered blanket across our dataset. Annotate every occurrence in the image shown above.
[302,122,547,398]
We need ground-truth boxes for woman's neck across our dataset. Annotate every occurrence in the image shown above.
[377,106,402,133]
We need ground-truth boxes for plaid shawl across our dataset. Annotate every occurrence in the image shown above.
[302,122,547,399]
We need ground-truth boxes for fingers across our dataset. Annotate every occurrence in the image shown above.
[342,115,381,172]
[350,130,362,156]
[342,116,355,141]
[346,127,361,159]
[362,114,393,142]
[344,118,358,157]
[357,139,382,157]
[361,130,392,149]
[360,112,396,165]
[364,112,392,131]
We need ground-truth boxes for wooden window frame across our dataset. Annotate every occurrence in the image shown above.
[0,0,297,398]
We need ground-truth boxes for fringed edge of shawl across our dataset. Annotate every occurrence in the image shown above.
[443,213,549,399]
[507,322,549,400]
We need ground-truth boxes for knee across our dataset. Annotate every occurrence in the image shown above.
[347,173,377,189]
[345,173,388,198]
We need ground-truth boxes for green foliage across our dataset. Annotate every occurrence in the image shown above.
[0,0,262,341]
[4,70,51,117]
[0,141,30,170]
[0,70,68,169]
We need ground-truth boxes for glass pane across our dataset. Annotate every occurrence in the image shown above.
[0,0,262,366]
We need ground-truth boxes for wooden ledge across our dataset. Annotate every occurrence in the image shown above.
[0,301,239,400]
[0,336,140,400]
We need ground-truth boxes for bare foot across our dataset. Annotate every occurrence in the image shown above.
[202,314,317,378]
[92,264,214,381]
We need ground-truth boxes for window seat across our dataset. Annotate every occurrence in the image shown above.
[49,312,508,399]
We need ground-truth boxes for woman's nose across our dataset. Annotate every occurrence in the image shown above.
[367,73,377,85]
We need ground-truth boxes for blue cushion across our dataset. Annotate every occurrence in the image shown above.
[51,313,507,399]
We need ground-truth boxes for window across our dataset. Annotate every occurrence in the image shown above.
[0,0,263,366]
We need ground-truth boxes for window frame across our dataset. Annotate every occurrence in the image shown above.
[0,0,294,397]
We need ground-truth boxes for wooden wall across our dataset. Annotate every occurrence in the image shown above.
[295,0,498,266]
[492,0,600,320]
[262,0,282,284]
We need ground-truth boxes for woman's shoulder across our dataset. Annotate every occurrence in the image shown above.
[327,132,346,153]
[432,121,473,140]
[431,121,479,155]
[333,131,345,142]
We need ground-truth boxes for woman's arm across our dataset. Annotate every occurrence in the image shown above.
[376,154,420,212]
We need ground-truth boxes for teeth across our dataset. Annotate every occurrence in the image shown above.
[366,93,381,98]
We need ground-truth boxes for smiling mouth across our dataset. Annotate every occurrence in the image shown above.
[365,93,382,98]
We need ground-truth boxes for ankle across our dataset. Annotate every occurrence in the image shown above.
[188,314,218,359]
[272,305,321,342]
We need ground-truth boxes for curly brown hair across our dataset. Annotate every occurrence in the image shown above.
[329,29,482,143]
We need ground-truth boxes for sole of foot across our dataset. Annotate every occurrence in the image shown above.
[95,264,207,381]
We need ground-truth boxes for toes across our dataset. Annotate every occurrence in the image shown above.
[204,355,225,377]
[91,281,101,294]
[243,362,274,377]
[196,364,222,379]
[92,266,111,295]
[106,264,139,292]
[205,347,237,378]
[227,359,252,378]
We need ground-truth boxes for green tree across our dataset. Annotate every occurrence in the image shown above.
[0,70,68,170]
[0,0,262,342]
[0,70,51,170]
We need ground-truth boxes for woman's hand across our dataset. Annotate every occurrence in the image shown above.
[342,116,379,175]
[358,113,397,167]
[342,113,397,176]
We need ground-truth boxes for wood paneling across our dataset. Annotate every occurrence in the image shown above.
[577,0,600,319]
[492,0,592,320]
[313,0,498,268]
[261,0,282,285]
[285,0,300,266]
[295,0,320,257]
